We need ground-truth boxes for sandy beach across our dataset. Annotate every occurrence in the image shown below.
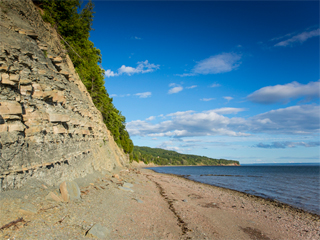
[0,168,319,239]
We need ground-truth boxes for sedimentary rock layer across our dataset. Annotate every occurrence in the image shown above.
[0,0,129,191]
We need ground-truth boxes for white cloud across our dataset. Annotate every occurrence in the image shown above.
[105,60,159,77]
[109,94,117,97]
[168,83,183,94]
[249,105,319,134]
[247,80,320,104]
[135,92,152,98]
[105,69,119,77]
[146,116,156,121]
[210,83,221,88]
[200,98,215,101]
[132,36,142,40]
[274,28,320,47]
[127,108,250,138]
[127,105,319,138]
[168,87,183,94]
[186,85,197,89]
[178,53,242,77]
[224,96,233,102]
[194,53,241,74]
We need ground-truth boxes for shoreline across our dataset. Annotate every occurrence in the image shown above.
[0,167,319,239]
[143,169,320,239]
[145,166,320,218]
[156,171,320,219]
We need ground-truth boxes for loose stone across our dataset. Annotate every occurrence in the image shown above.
[86,223,110,239]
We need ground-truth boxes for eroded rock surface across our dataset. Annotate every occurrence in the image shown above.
[0,0,129,191]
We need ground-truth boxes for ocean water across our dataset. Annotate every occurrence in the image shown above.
[148,164,320,215]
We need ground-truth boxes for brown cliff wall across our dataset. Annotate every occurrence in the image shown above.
[0,0,129,191]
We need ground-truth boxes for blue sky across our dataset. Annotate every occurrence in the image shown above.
[89,1,319,164]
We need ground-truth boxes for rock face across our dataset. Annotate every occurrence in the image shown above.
[0,0,129,191]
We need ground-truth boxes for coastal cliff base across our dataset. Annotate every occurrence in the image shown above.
[0,168,319,239]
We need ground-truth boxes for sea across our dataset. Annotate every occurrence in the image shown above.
[148,164,320,215]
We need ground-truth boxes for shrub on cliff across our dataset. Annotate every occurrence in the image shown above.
[33,0,133,156]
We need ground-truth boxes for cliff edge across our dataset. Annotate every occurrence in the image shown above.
[0,0,129,191]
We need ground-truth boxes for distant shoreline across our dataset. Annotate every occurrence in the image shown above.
[146,163,240,167]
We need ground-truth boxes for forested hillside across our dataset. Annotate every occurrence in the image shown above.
[133,146,240,166]
[33,0,133,157]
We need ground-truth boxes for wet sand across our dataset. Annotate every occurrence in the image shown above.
[0,168,319,239]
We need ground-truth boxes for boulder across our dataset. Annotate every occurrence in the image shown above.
[86,223,110,239]
[60,181,81,202]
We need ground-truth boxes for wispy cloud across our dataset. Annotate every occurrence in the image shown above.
[210,83,221,88]
[194,53,241,74]
[274,28,320,47]
[200,98,215,101]
[186,85,197,89]
[135,92,152,98]
[168,83,183,94]
[132,36,142,40]
[105,60,159,77]
[255,141,320,149]
[247,80,320,104]
[224,96,233,102]
[177,53,242,77]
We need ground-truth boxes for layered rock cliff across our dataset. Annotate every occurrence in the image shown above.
[0,0,129,191]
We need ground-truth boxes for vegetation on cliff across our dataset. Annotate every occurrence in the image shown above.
[33,0,133,156]
[133,146,240,166]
